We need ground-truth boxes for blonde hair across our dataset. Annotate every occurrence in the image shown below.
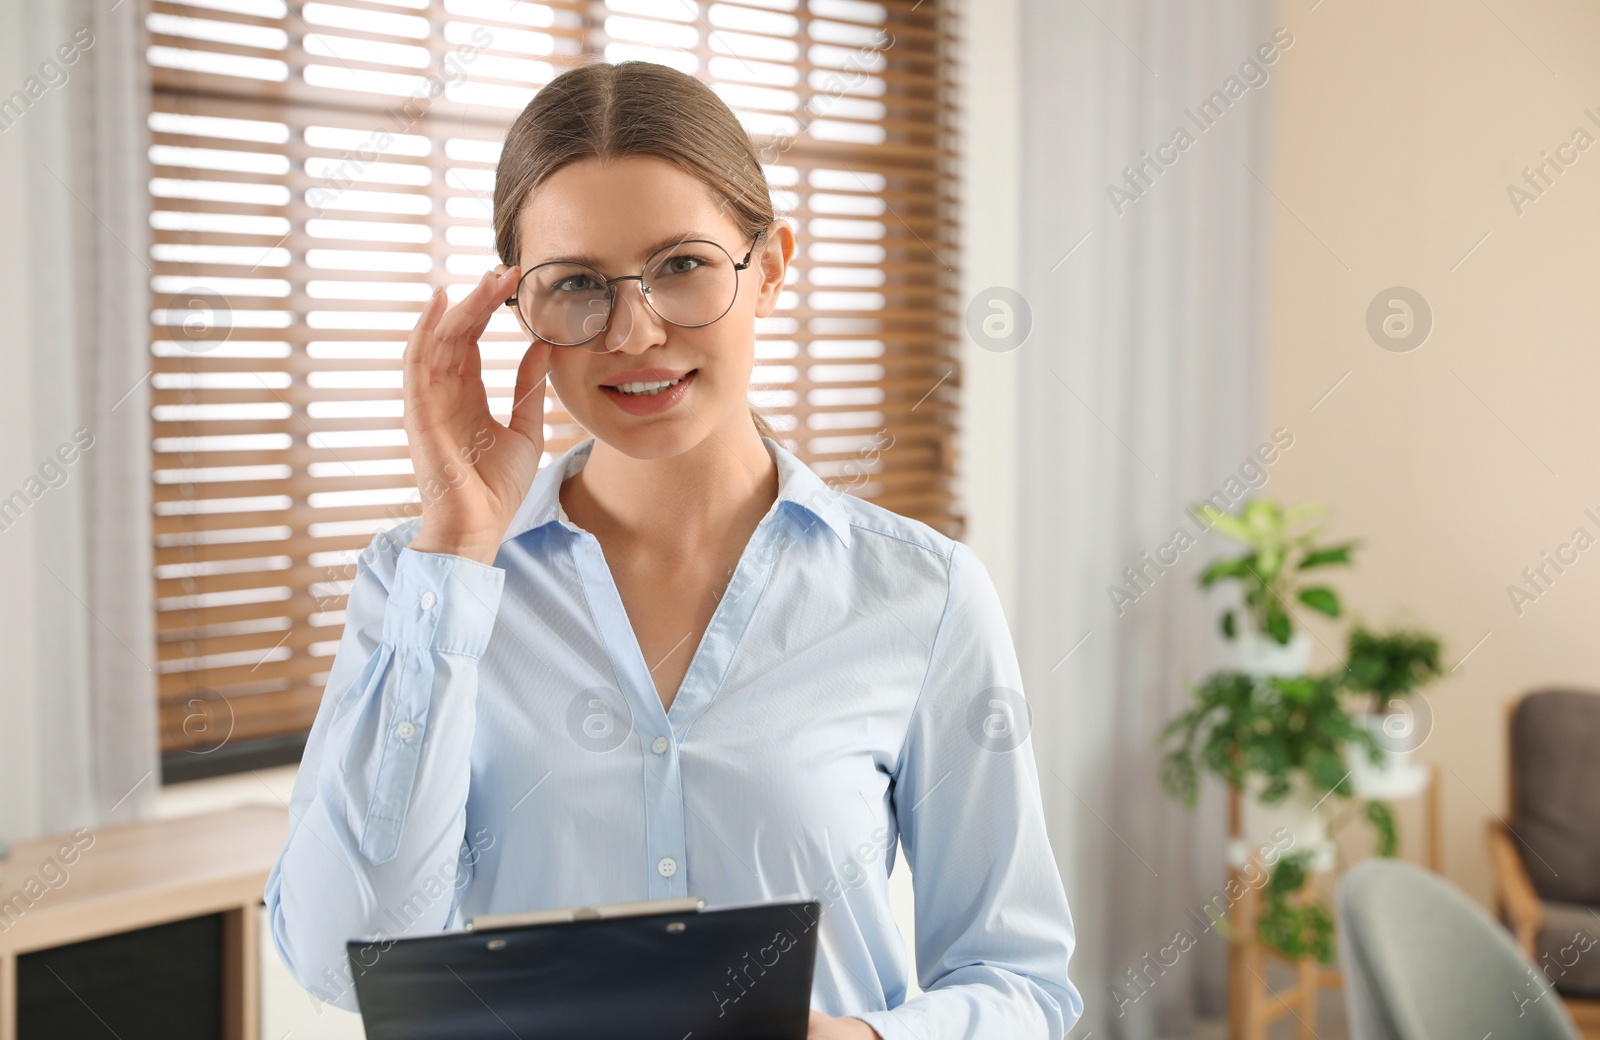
[492,59,780,442]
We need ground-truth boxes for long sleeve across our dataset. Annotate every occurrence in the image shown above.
[263,519,505,1014]
[853,540,1084,1040]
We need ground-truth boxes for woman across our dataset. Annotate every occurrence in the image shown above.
[265,60,1082,1039]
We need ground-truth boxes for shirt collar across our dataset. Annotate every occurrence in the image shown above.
[501,435,853,549]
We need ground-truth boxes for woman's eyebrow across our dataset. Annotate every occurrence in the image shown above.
[536,230,714,269]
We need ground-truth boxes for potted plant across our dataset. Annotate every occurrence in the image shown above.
[1163,496,1412,965]
[1161,667,1397,963]
[1161,671,1374,816]
[1336,624,1444,798]
[1193,499,1358,676]
[1188,498,1359,866]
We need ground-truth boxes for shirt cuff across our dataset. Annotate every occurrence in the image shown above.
[382,547,505,656]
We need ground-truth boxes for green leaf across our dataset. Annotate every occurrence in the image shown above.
[1200,511,1252,543]
[1266,607,1292,644]
[1298,543,1357,570]
[1259,773,1291,803]
[1243,498,1278,531]
[1221,610,1236,640]
[1266,851,1311,897]
[1257,852,1337,963]
[1309,751,1354,795]
[1255,544,1283,582]
[1366,801,1399,858]
[1200,557,1253,588]
[1339,625,1445,700]
[1298,587,1341,618]
[1161,750,1198,807]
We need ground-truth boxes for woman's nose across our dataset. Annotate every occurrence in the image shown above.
[601,279,665,354]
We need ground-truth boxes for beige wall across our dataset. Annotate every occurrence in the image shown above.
[1267,0,1600,904]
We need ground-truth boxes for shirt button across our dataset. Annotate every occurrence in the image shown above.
[657,856,677,878]
[419,591,436,610]
[396,721,416,740]
[651,736,669,754]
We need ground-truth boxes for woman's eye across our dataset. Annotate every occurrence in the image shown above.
[555,275,597,292]
[662,256,705,275]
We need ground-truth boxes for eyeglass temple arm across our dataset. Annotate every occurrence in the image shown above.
[734,229,767,270]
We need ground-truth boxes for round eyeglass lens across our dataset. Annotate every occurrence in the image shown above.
[515,263,612,349]
[639,240,739,328]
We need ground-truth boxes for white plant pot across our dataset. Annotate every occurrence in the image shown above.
[1233,629,1312,678]
[1222,630,1333,870]
[1345,712,1430,800]
[1231,771,1336,873]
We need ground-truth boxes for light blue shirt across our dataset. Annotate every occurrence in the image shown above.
[264,434,1082,1039]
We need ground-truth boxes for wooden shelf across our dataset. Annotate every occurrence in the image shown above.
[1226,764,1442,1040]
[0,805,289,1040]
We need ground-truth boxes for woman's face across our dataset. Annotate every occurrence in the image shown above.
[512,154,793,460]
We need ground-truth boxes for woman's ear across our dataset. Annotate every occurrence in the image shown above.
[752,218,795,318]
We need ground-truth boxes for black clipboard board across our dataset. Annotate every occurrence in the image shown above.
[346,895,823,1039]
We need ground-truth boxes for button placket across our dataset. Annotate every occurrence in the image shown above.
[643,725,687,900]
[570,516,789,902]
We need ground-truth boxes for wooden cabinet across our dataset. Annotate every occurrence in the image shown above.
[0,805,288,1040]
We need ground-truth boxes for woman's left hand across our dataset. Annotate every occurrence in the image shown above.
[806,1010,882,1039]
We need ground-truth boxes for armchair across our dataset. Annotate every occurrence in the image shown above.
[1487,689,1600,1036]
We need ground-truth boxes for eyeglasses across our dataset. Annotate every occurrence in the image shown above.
[504,232,762,352]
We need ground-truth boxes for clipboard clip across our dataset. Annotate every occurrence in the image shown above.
[466,895,706,932]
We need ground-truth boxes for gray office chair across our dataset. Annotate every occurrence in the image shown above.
[1337,858,1580,1040]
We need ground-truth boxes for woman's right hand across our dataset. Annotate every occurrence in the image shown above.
[402,264,553,567]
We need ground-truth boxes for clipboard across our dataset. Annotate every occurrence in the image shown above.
[346,895,823,1039]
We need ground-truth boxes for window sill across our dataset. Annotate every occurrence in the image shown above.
[155,763,298,821]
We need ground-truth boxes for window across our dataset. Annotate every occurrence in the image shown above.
[148,0,961,776]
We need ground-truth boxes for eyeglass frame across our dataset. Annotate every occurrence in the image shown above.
[502,230,766,348]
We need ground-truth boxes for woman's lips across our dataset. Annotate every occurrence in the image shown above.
[599,367,695,388]
[600,369,698,417]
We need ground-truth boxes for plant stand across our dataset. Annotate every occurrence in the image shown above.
[1224,765,1441,1040]
[1226,841,1338,1040]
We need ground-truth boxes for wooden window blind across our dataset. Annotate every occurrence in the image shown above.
[148,0,961,765]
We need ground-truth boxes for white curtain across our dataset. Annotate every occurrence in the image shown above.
[0,0,157,844]
[1014,1,1274,1036]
